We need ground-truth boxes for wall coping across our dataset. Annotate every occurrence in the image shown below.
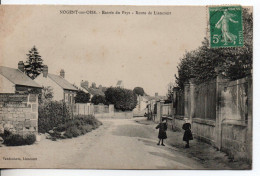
[193,118,216,127]
[174,115,185,120]
[221,120,247,127]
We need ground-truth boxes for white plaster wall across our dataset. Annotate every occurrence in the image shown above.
[0,74,15,93]
[34,74,64,101]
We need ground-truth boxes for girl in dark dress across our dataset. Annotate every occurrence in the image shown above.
[182,118,193,148]
[156,118,167,146]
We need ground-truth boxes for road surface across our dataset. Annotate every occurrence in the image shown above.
[0,118,204,169]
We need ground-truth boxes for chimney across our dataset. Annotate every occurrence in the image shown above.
[81,80,89,88]
[18,61,25,72]
[60,69,65,78]
[43,65,48,78]
[155,92,158,97]
[91,82,96,88]
[99,85,102,91]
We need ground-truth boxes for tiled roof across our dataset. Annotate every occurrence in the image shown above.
[146,95,166,101]
[0,66,41,88]
[48,73,78,91]
[81,85,105,96]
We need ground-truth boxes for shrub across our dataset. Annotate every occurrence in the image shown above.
[64,126,81,138]
[50,115,102,139]
[133,87,145,96]
[25,134,36,145]
[75,90,90,103]
[91,95,107,105]
[4,134,24,146]
[4,132,36,146]
[38,101,71,133]
[105,87,137,111]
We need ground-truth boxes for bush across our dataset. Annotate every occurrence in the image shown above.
[105,87,137,111]
[64,126,81,138]
[50,115,102,139]
[91,95,107,105]
[75,90,90,103]
[4,132,36,146]
[38,101,71,133]
[133,87,145,96]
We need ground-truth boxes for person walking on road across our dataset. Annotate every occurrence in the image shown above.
[156,118,167,146]
[182,118,193,148]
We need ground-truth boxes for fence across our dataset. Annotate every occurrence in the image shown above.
[171,75,252,161]
[175,90,184,116]
[73,103,94,116]
[194,80,216,120]
[73,103,133,119]
[0,94,38,136]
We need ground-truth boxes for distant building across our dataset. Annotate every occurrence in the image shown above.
[34,66,77,104]
[116,80,124,88]
[133,95,150,117]
[80,80,106,99]
[0,61,42,94]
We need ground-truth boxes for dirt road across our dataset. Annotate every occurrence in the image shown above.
[0,118,204,169]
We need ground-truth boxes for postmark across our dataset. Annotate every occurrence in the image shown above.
[209,6,243,48]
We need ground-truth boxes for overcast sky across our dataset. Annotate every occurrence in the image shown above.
[0,5,207,96]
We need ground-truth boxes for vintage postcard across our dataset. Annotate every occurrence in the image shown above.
[0,5,253,169]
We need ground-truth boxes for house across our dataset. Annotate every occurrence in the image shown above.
[133,95,150,117]
[0,61,42,94]
[34,65,77,104]
[80,80,106,99]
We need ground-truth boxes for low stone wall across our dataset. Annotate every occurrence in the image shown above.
[192,118,216,145]
[174,116,184,130]
[95,111,133,119]
[114,111,133,119]
[94,113,113,119]
[133,109,146,117]
[0,94,38,136]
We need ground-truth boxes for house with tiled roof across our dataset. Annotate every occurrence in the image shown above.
[80,80,105,99]
[34,65,78,104]
[0,61,42,94]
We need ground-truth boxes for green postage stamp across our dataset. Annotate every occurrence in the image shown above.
[209,6,243,48]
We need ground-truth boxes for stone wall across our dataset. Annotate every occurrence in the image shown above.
[171,75,252,161]
[0,94,38,136]
[221,123,248,159]
[192,118,216,146]
[95,111,133,119]
[113,111,133,119]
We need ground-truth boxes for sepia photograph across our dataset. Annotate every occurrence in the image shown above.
[0,5,253,170]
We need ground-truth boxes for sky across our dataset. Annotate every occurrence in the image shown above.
[0,5,207,96]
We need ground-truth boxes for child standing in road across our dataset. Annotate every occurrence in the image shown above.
[156,118,167,146]
[182,118,193,148]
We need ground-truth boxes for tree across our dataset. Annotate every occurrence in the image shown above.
[133,87,145,96]
[24,46,44,79]
[175,8,252,90]
[75,90,90,103]
[105,87,137,111]
[39,86,54,104]
[91,95,107,105]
